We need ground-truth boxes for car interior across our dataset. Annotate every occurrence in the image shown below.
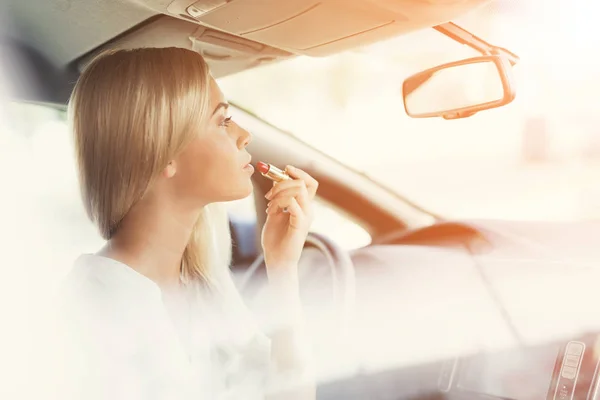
[4,0,600,399]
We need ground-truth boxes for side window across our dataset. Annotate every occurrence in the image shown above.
[226,196,259,266]
[311,199,371,250]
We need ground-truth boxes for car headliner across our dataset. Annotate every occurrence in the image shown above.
[4,0,491,79]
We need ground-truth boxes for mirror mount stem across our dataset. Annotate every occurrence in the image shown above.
[433,22,520,66]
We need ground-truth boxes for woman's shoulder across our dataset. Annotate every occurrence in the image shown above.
[57,254,165,351]
[59,254,114,317]
[61,254,162,302]
[53,256,198,400]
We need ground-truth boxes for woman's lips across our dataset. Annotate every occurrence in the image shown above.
[243,163,254,174]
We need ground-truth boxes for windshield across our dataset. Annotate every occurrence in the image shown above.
[220,0,600,221]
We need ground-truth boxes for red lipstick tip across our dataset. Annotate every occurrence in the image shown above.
[256,161,270,174]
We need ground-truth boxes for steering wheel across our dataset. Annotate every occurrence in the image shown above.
[238,232,356,330]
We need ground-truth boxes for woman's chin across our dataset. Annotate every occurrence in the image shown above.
[224,182,254,202]
[240,185,254,199]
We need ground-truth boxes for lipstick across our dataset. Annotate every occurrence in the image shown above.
[256,162,290,182]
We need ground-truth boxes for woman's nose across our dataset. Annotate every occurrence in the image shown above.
[236,124,252,149]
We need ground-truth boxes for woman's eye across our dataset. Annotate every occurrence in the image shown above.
[221,116,233,127]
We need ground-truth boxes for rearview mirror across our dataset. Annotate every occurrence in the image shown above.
[402,55,516,119]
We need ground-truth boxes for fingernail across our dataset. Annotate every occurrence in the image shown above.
[265,190,272,199]
[286,165,295,171]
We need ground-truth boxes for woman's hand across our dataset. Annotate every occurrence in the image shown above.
[261,166,318,275]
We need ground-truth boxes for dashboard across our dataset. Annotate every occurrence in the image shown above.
[440,335,600,400]
[316,239,600,399]
[311,239,600,399]
[237,220,600,400]
[316,334,600,400]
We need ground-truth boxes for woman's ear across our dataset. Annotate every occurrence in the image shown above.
[163,161,177,178]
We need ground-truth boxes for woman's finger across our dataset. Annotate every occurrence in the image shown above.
[284,166,319,198]
[265,179,305,200]
[284,198,304,228]
[267,195,293,214]
[268,185,309,210]
[267,195,304,215]
[268,197,304,228]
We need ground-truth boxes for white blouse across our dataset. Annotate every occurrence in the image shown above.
[56,254,272,400]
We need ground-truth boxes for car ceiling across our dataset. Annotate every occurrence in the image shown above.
[6,0,491,80]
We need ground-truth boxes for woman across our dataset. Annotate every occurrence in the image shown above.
[59,47,317,400]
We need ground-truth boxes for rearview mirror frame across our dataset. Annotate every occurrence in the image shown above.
[402,55,516,120]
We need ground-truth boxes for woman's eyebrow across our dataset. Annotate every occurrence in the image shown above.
[212,102,229,116]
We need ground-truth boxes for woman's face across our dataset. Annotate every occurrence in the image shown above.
[166,78,254,207]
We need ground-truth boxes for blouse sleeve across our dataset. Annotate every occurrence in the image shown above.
[208,271,314,399]
[205,271,272,399]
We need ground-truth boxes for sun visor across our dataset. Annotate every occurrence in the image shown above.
[77,16,292,78]
[165,0,490,56]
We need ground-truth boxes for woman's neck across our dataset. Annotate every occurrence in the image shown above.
[98,195,202,291]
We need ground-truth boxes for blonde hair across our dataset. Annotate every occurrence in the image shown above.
[68,47,231,286]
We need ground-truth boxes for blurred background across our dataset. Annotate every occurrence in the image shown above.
[2,0,599,276]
